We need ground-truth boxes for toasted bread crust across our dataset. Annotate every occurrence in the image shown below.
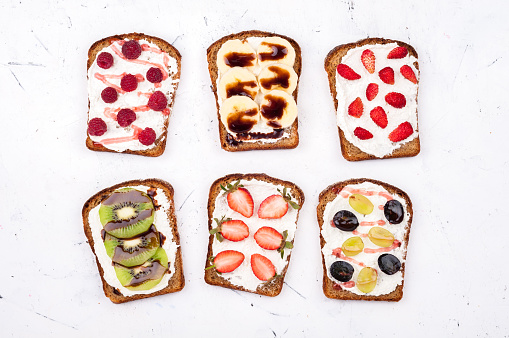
[204,173,305,296]
[207,30,302,151]
[316,178,413,301]
[86,33,182,157]
[324,38,420,161]
[82,178,185,304]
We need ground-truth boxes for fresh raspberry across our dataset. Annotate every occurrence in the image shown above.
[101,87,118,103]
[387,46,408,59]
[379,67,395,85]
[138,127,156,145]
[354,127,373,140]
[146,67,163,83]
[361,49,376,74]
[147,91,167,111]
[400,65,418,84]
[120,74,138,92]
[337,64,361,80]
[97,52,114,69]
[366,83,378,101]
[385,92,406,108]
[370,106,388,129]
[389,122,413,142]
[348,97,363,118]
[116,109,136,127]
[122,40,142,59]
[88,118,107,136]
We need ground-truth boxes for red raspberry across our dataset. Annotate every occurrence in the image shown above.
[120,74,138,92]
[122,40,142,59]
[97,52,114,69]
[101,87,118,103]
[138,127,156,145]
[88,118,107,136]
[116,109,136,127]
[146,67,163,83]
[353,127,373,140]
[147,91,168,111]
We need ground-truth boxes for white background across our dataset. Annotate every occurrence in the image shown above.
[1,0,508,336]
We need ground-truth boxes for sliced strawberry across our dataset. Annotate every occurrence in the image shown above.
[251,254,276,281]
[210,250,244,273]
[400,65,417,84]
[221,180,254,218]
[370,106,388,129]
[348,97,363,118]
[366,83,378,101]
[353,127,373,140]
[379,67,395,85]
[389,122,414,142]
[254,227,283,250]
[361,49,375,74]
[385,92,406,108]
[258,195,288,219]
[221,220,249,242]
[387,46,408,59]
[337,64,361,80]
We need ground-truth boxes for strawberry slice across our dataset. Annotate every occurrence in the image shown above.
[379,67,395,85]
[361,49,375,74]
[251,254,276,281]
[366,83,378,101]
[385,92,406,108]
[337,64,361,80]
[221,180,254,218]
[387,46,408,59]
[254,227,294,258]
[210,216,249,242]
[353,127,373,140]
[400,65,417,84]
[370,106,388,129]
[348,97,363,118]
[209,250,244,273]
[389,122,414,142]
[258,195,288,219]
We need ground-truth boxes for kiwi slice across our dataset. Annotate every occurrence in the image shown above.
[114,247,169,291]
[99,188,155,238]
[104,225,161,267]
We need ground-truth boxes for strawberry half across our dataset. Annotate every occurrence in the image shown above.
[337,64,361,80]
[348,97,363,118]
[221,180,254,218]
[258,195,288,219]
[379,67,395,85]
[366,83,379,101]
[208,250,244,273]
[361,49,375,74]
[353,127,373,140]
[370,106,388,129]
[254,227,294,258]
[388,122,414,142]
[385,92,406,108]
[400,65,417,84]
[210,216,249,242]
[251,254,276,281]
[387,46,408,59]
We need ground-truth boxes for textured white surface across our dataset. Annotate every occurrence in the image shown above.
[0,0,508,337]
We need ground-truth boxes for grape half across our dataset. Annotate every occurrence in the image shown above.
[333,210,359,231]
[330,261,354,282]
[341,236,364,256]
[349,194,374,215]
[368,227,395,247]
[384,199,404,224]
[357,267,377,293]
[378,254,401,275]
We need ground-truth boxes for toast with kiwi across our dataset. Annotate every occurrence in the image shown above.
[207,30,302,151]
[82,179,184,303]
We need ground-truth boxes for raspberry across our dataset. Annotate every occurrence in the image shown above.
[146,67,163,83]
[122,40,142,59]
[116,109,136,127]
[138,127,156,145]
[97,52,114,69]
[88,118,107,136]
[120,74,138,92]
[101,87,118,103]
[147,91,167,111]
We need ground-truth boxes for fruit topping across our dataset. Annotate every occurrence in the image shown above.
[146,67,163,83]
[332,210,359,231]
[366,83,378,101]
[348,97,363,118]
[209,216,249,242]
[341,236,364,257]
[116,108,136,127]
[258,195,288,219]
[251,253,276,281]
[122,40,142,59]
[368,227,395,247]
[220,180,254,218]
[370,106,388,129]
[384,200,404,224]
[400,65,417,84]
[378,254,402,275]
[349,194,374,215]
[120,74,138,92]
[101,87,118,103]
[330,261,354,282]
[147,91,168,111]
[388,121,413,142]
[114,247,168,290]
[97,52,114,69]
[220,96,260,133]
[254,227,293,258]
[387,46,408,59]
[385,92,406,108]
[353,127,373,140]
[361,49,375,74]
[88,117,108,136]
[379,67,395,85]
[337,64,361,80]
[207,250,245,273]
[138,127,157,146]
[357,267,377,293]
[258,64,297,95]
[260,91,298,129]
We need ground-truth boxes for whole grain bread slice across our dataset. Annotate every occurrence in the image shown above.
[82,178,185,304]
[205,173,305,296]
[86,33,181,157]
[317,178,413,301]
[207,30,302,151]
[324,38,420,161]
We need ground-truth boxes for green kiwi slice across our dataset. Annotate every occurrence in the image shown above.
[103,225,161,267]
[99,188,155,238]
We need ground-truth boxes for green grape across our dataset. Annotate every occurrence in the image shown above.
[357,267,377,293]
[349,194,374,215]
[341,236,364,256]
[368,227,395,247]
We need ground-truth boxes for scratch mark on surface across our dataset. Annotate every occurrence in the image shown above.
[204,17,208,26]
[6,62,45,67]
[34,312,78,330]
[67,16,72,28]
[9,69,25,91]
[453,44,469,86]
[172,35,182,45]
[272,329,276,337]
[178,190,194,211]
[33,33,50,53]
[284,281,306,299]
[241,9,248,18]
[488,57,501,67]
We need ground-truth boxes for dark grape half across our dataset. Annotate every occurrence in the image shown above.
[332,210,359,231]
[384,200,404,224]
[330,261,354,282]
[378,254,401,275]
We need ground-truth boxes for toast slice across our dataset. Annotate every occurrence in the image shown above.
[86,33,181,157]
[325,38,420,161]
[207,30,302,151]
[205,173,305,296]
[82,179,184,303]
[317,178,413,301]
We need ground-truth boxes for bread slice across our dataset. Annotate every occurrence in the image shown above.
[82,179,184,303]
[317,178,413,301]
[325,38,420,161]
[207,30,302,151]
[205,173,305,296]
[86,33,181,157]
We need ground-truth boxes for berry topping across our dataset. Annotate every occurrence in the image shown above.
[147,91,168,111]
[207,250,244,273]
[332,210,359,231]
[379,67,395,85]
[120,74,138,92]
[366,83,378,101]
[97,52,114,69]
[370,106,388,129]
[221,180,254,218]
[251,254,276,281]
[254,227,293,258]
[258,195,288,219]
[330,261,354,282]
[88,118,107,136]
[384,199,404,224]
[122,40,142,59]
[353,127,373,140]
[388,122,413,142]
[337,64,361,80]
[209,216,249,242]
[378,254,401,275]
[385,92,406,108]
[146,67,163,83]
[361,49,375,74]
[400,65,417,84]
[138,127,156,145]
[387,46,408,59]
[101,87,118,103]
[116,108,136,127]
[348,97,364,118]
